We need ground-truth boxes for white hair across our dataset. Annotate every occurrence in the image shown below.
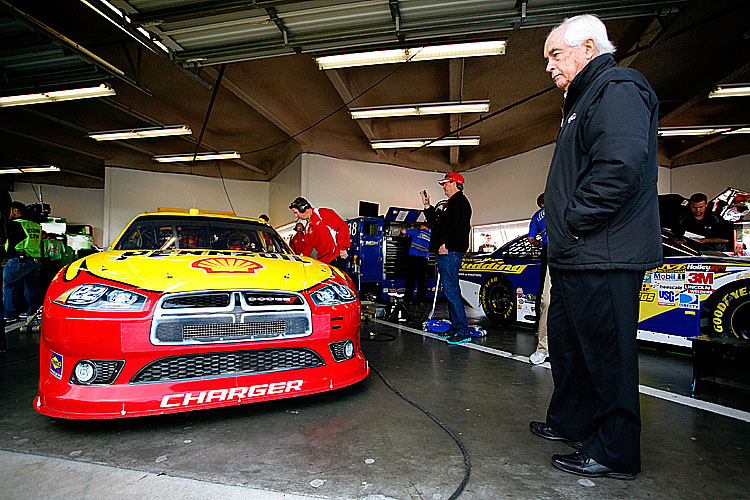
[558,14,616,55]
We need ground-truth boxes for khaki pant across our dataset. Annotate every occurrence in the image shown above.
[536,269,550,354]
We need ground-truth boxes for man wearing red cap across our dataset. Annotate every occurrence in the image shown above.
[421,172,473,344]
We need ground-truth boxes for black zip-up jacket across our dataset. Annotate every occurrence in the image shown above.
[545,54,662,271]
[424,190,472,253]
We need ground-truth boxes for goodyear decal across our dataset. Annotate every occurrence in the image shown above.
[191,257,264,274]
[50,351,63,379]
[712,285,749,334]
[461,261,527,274]
[160,380,303,408]
[114,250,308,262]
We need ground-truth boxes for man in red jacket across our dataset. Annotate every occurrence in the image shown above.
[289,197,350,272]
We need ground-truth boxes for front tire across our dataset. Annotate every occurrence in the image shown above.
[480,276,515,324]
[705,281,750,340]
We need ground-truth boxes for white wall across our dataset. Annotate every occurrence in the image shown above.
[302,154,442,220]
[669,154,750,199]
[11,183,104,246]
[103,167,269,246]
[465,144,555,225]
[268,154,302,226]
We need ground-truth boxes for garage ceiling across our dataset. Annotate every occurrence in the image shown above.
[0,0,748,189]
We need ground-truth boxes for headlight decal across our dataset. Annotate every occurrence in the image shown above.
[310,282,357,306]
[55,284,147,311]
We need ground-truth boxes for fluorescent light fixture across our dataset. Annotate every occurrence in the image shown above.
[351,100,490,119]
[0,84,115,107]
[88,125,192,141]
[153,151,241,163]
[724,127,750,134]
[315,41,506,70]
[708,84,750,98]
[370,137,480,149]
[657,127,731,137]
[0,165,60,174]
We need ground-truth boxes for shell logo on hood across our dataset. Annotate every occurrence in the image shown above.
[190,257,264,274]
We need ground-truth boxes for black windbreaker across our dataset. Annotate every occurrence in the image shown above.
[424,191,472,253]
[544,54,663,271]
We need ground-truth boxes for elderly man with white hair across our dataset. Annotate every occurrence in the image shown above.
[528,14,662,480]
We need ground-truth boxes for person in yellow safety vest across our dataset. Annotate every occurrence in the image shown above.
[41,231,65,290]
[3,202,43,322]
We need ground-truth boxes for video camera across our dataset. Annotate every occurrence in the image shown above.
[24,203,50,223]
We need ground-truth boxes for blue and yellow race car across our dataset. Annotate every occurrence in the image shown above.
[458,231,750,347]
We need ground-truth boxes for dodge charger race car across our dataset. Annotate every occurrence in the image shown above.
[36,209,368,419]
[459,231,750,346]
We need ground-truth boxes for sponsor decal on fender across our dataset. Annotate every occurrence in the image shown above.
[50,351,63,379]
[160,380,304,408]
[678,293,699,310]
[191,257,264,274]
[461,261,527,274]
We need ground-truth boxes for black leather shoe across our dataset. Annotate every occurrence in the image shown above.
[529,421,583,449]
[551,451,636,480]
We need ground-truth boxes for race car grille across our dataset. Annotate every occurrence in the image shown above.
[130,348,324,383]
[162,293,231,308]
[151,290,312,345]
[183,321,286,338]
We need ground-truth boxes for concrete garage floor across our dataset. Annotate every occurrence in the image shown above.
[1,304,748,500]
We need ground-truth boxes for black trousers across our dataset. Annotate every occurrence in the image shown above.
[404,255,427,301]
[546,268,644,474]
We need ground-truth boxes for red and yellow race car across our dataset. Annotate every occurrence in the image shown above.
[35,209,368,419]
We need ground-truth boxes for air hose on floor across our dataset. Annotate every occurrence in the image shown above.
[363,331,470,499]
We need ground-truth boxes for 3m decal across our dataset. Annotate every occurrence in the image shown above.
[160,380,304,408]
[685,271,714,294]
[461,261,527,274]
[50,351,63,379]
[191,257,264,274]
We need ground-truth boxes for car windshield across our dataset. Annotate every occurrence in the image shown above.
[114,215,291,254]
[661,229,726,257]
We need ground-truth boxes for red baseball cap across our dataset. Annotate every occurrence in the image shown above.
[438,172,464,185]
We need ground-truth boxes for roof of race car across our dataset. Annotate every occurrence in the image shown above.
[110,208,274,247]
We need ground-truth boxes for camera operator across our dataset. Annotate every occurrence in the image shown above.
[3,201,43,322]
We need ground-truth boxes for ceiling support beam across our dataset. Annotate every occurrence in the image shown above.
[1,0,152,96]
[448,59,463,167]
[670,134,728,161]
[324,70,382,156]
[207,65,310,151]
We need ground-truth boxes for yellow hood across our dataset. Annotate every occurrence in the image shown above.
[65,250,335,293]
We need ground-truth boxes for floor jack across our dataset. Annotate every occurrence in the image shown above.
[422,272,487,337]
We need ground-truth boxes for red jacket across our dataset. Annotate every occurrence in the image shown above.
[290,232,306,254]
[301,208,351,264]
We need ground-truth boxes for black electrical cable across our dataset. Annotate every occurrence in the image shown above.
[238,48,425,156]
[214,160,236,213]
[191,63,227,167]
[369,363,471,500]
